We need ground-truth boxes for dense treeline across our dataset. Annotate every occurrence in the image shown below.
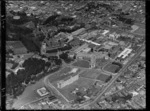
[6,58,62,98]
[6,10,85,98]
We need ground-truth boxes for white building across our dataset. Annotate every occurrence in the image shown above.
[37,87,49,97]
[57,74,79,88]
[117,48,132,59]
[80,39,101,46]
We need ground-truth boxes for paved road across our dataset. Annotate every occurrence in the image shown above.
[19,44,144,109]
[79,45,145,109]
[46,81,69,103]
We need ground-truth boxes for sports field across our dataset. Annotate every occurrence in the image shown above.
[103,63,121,73]
[72,60,90,68]
[96,74,112,83]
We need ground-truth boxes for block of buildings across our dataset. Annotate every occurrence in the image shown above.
[80,39,101,46]
[82,47,91,53]
[117,48,132,59]
[57,74,79,89]
[74,43,89,54]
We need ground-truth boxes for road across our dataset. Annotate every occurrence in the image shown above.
[19,44,144,109]
[47,81,69,103]
[79,45,145,109]
[17,63,69,109]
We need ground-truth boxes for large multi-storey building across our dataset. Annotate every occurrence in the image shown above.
[57,74,79,89]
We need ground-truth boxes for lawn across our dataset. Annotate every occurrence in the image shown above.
[72,60,90,68]
[79,70,101,79]
[59,67,72,74]
[96,74,112,83]
[104,63,121,73]
[95,58,109,68]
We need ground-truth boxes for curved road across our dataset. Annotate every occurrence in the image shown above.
[18,44,144,109]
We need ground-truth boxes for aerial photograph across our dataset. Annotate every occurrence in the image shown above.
[6,0,145,110]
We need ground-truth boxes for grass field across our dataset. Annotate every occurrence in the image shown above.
[96,74,111,82]
[72,59,90,68]
[104,63,121,73]
[79,70,100,79]
[52,77,95,102]
[58,67,72,74]
[95,58,109,68]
